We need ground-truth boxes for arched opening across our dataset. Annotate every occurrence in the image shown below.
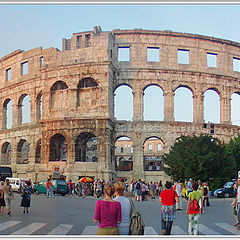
[1,142,11,165]
[231,92,240,126]
[143,85,164,121]
[17,139,30,164]
[50,81,68,109]
[143,137,164,171]
[49,134,67,162]
[36,92,42,120]
[76,78,99,107]
[75,132,98,162]
[204,89,220,123]
[18,94,31,124]
[2,99,13,129]
[35,139,41,164]
[114,85,133,121]
[174,86,193,122]
[115,136,133,171]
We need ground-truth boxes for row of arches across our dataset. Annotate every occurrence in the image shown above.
[2,77,98,129]
[115,136,164,171]
[114,85,240,125]
[0,132,99,165]
[1,133,165,172]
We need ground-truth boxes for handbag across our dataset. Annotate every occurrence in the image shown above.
[129,198,145,235]
[21,191,26,197]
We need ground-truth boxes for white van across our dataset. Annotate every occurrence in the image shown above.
[5,177,28,192]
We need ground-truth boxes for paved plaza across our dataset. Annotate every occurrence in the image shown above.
[0,193,237,235]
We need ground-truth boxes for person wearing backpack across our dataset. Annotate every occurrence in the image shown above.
[186,182,203,235]
[135,180,142,201]
[159,181,179,235]
[203,182,210,207]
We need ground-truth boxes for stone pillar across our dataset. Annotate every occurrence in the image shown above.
[68,88,77,109]
[193,94,204,123]
[133,87,143,121]
[164,91,175,121]
[41,91,50,120]
[11,103,18,128]
[41,134,50,164]
[28,138,35,164]
[220,96,231,125]
[67,132,75,165]
[30,92,36,124]
[132,132,144,178]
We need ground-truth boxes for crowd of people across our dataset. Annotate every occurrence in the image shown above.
[92,178,212,236]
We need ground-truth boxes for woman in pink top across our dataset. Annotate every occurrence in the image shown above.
[94,183,122,235]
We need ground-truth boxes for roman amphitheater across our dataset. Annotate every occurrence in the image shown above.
[0,26,240,183]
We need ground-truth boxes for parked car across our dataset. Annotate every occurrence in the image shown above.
[216,180,236,198]
[34,179,68,196]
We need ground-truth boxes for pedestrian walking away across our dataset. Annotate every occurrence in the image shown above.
[94,183,122,235]
[175,181,183,210]
[203,182,210,207]
[186,182,203,235]
[135,180,142,201]
[187,178,193,200]
[159,181,179,235]
[21,180,33,214]
[0,181,6,214]
[114,181,131,235]
[2,179,14,216]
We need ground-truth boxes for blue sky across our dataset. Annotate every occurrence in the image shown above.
[1,4,240,58]
[1,4,240,124]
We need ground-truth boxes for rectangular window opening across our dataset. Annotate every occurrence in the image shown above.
[21,61,28,75]
[147,47,159,62]
[85,34,91,47]
[178,49,189,64]
[118,47,130,62]
[76,35,82,49]
[40,57,44,67]
[157,144,162,151]
[6,68,11,81]
[233,57,240,72]
[148,144,152,151]
[207,52,217,68]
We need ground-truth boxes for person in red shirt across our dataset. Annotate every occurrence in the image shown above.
[159,181,178,235]
[46,179,51,198]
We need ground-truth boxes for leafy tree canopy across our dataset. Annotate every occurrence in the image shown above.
[163,134,237,190]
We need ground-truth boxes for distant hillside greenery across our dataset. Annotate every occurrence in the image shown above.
[163,134,240,191]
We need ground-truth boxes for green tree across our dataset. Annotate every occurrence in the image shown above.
[224,134,240,171]
[163,134,236,190]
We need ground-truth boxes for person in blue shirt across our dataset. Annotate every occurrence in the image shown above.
[187,178,193,200]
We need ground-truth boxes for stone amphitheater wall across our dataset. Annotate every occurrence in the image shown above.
[0,27,239,182]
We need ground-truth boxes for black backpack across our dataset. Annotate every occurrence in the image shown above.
[136,182,140,189]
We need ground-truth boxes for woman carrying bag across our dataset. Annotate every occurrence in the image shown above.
[21,180,32,213]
